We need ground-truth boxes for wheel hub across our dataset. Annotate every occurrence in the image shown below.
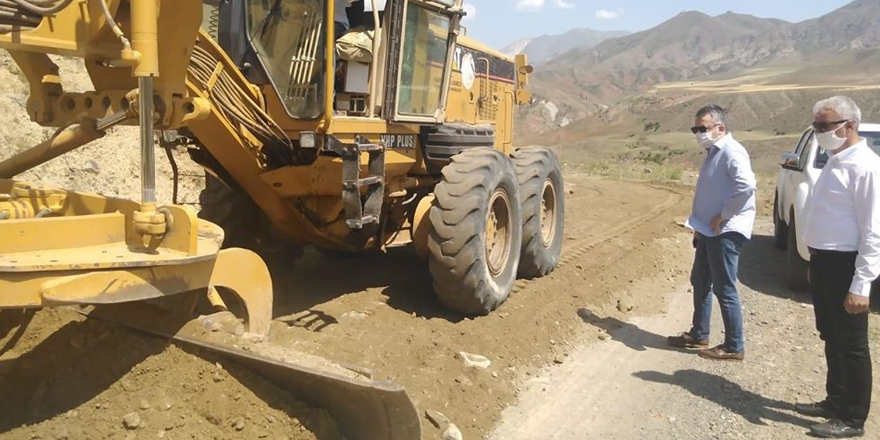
[485,188,512,277]
[540,178,558,248]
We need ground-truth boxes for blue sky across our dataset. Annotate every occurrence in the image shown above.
[461,0,856,49]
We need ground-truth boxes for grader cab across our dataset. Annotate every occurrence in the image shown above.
[0,0,562,437]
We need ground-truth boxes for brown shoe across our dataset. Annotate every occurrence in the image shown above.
[698,344,744,361]
[667,332,710,348]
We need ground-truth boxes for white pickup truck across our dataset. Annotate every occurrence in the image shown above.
[774,123,880,291]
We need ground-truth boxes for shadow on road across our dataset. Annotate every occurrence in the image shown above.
[0,309,35,358]
[0,315,340,439]
[0,319,166,433]
[738,234,812,305]
[633,369,815,428]
[739,233,880,311]
[271,246,464,323]
[577,308,683,353]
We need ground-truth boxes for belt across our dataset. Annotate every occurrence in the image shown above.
[808,247,858,256]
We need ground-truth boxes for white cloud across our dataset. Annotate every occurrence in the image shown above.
[595,9,620,19]
[554,0,575,9]
[462,3,477,20]
[514,0,544,12]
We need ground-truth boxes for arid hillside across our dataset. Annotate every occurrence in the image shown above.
[519,0,880,139]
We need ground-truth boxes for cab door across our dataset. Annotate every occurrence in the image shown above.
[383,0,462,124]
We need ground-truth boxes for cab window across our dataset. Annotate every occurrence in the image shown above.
[398,4,450,117]
[246,0,326,118]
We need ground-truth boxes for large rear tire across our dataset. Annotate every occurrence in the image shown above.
[427,148,522,315]
[773,193,788,250]
[511,146,565,278]
[199,174,285,254]
[786,214,810,292]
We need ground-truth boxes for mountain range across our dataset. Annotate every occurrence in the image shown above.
[519,0,880,136]
[502,28,629,65]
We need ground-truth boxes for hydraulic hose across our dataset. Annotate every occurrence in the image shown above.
[0,0,71,34]
[187,44,291,151]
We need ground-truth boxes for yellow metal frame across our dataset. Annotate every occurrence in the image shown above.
[0,0,531,255]
[0,179,272,336]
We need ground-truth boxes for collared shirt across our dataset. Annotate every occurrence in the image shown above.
[335,0,354,29]
[687,133,757,239]
[804,139,880,297]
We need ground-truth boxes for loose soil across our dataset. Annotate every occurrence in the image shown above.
[0,173,695,440]
[491,218,880,440]
[3,48,853,440]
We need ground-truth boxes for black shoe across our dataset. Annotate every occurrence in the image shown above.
[810,419,864,438]
[796,400,836,418]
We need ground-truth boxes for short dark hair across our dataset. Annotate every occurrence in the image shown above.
[696,105,727,127]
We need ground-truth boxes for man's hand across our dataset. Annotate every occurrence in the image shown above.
[692,231,698,248]
[710,215,725,234]
[844,293,870,314]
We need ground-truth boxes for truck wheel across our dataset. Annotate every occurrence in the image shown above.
[786,214,810,292]
[773,193,788,250]
[511,147,565,278]
[428,148,522,315]
[199,174,276,252]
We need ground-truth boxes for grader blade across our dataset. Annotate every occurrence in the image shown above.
[86,302,422,440]
[0,180,421,439]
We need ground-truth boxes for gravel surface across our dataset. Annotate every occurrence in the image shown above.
[492,217,880,439]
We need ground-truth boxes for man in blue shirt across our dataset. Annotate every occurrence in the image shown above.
[667,105,757,361]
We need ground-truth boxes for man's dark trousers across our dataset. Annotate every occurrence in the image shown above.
[810,251,872,428]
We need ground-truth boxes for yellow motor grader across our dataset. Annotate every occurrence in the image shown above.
[0,0,563,437]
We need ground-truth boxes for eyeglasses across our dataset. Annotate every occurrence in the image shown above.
[690,124,718,134]
[812,119,849,133]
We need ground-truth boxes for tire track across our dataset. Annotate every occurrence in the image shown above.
[512,184,686,294]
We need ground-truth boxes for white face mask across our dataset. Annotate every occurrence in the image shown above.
[815,123,847,152]
[696,131,717,150]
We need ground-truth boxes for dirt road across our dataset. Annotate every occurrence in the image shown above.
[491,218,880,440]
[0,174,697,439]
[5,173,875,440]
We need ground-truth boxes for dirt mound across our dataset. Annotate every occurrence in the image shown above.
[0,308,336,440]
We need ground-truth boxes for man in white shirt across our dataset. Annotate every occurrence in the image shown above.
[797,96,880,438]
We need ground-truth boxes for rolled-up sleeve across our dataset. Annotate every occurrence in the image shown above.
[850,169,880,297]
[721,150,757,220]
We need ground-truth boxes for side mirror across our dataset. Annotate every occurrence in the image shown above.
[780,152,799,167]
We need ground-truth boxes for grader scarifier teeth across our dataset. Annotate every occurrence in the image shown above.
[0,180,422,440]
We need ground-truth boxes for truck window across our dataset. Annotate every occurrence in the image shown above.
[397,3,450,117]
[797,131,814,169]
[862,131,880,156]
[815,131,880,169]
[785,129,812,171]
[246,0,326,119]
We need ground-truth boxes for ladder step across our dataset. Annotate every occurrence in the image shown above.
[357,143,384,152]
[358,176,382,186]
[346,215,379,229]
[342,176,383,190]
